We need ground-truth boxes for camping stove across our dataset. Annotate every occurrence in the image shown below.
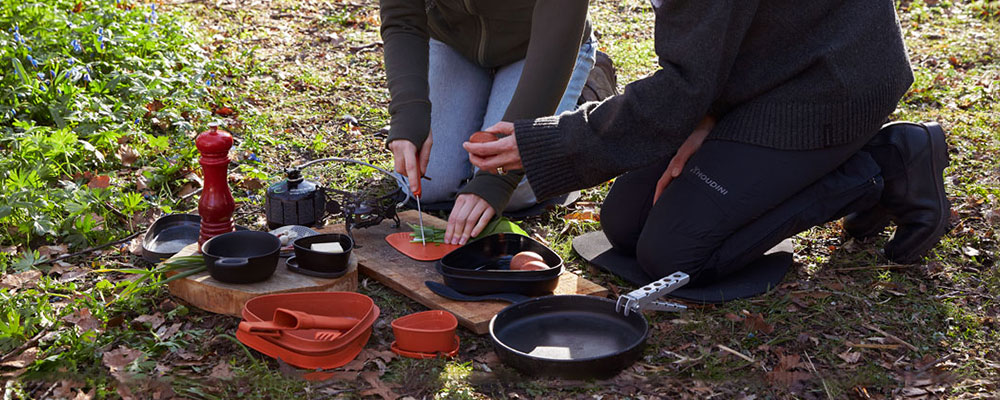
[265,157,406,238]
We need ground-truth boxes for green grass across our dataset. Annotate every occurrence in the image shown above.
[2,0,999,398]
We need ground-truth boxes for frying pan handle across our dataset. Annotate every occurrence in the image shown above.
[215,257,249,268]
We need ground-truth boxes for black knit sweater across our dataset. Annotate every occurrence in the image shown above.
[514,0,914,201]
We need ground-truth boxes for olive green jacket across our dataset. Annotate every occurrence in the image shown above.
[379,0,590,212]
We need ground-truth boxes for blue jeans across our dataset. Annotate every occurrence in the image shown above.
[419,37,597,211]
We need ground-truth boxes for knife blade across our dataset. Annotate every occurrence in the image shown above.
[415,180,425,246]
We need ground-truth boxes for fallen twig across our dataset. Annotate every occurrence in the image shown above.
[916,353,956,372]
[349,42,382,52]
[804,351,833,400]
[34,231,143,267]
[847,341,902,350]
[863,323,919,352]
[716,344,755,363]
[830,264,919,272]
[0,330,44,364]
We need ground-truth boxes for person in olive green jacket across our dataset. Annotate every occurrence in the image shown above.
[379,0,595,245]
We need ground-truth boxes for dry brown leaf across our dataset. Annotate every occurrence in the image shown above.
[360,371,401,400]
[1,245,17,254]
[241,177,265,191]
[133,313,165,330]
[838,349,862,364]
[1,270,42,290]
[766,370,812,391]
[155,322,182,339]
[209,362,234,380]
[742,312,774,334]
[0,347,39,368]
[52,380,84,399]
[145,100,165,113]
[74,389,95,400]
[63,308,102,333]
[563,211,600,222]
[38,244,69,258]
[103,346,143,382]
[88,175,111,189]
[118,146,140,166]
[775,354,804,371]
[176,182,199,198]
[724,312,742,322]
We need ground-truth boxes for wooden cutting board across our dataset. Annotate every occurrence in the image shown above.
[165,244,358,317]
[323,210,608,335]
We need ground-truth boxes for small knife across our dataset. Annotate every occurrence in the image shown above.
[415,180,425,246]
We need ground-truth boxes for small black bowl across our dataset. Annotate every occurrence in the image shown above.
[202,231,280,284]
[289,233,354,277]
[437,233,563,278]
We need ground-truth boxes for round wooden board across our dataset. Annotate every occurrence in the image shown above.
[166,243,358,317]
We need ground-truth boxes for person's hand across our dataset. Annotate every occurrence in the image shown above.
[653,117,715,204]
[445,193,495,245]
[464,122,522,174]
[388,133,433,195]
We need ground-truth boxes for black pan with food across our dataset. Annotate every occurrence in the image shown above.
[202,231,280,284]
[490,295,648,379]
[436,263,561,296]
[437,233,562,278]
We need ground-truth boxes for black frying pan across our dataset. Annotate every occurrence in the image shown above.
[489,295,648,379]
[142,214,201,263]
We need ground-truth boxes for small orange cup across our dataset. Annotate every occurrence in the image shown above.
[391,310,458,353]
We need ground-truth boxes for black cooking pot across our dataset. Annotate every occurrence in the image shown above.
[202,231,280,284]
[436,263,561,296]
[437,233,562,279]
[490,295,649,380]
[287,233,353,278]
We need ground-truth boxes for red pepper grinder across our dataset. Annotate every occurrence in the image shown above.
[196,123,235,246]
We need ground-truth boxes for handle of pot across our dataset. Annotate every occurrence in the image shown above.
[215,257,249,268]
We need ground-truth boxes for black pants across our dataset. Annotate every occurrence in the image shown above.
[601,137,884,285]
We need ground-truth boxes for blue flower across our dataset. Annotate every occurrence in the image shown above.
[71,39,82,53]
[36,72,45,80]
[39,83,47,92]
[135,118,141,124]
[151,3,156,11]
[96,27,103,35]
[82,73,91,83]
[248,153,261,162]
[26,55,38,68]
[49,70,56,80]
[64,71,71,79]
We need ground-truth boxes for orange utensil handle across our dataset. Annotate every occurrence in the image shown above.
[273,308,360,330]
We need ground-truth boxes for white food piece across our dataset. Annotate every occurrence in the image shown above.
[311,242,344,253]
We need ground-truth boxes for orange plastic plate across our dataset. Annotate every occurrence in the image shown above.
[385,232,460,262]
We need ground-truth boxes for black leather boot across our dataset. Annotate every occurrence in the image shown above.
[843,121,950,263]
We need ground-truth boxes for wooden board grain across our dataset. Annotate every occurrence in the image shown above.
[324,210,608,335]
[165,244,358,317]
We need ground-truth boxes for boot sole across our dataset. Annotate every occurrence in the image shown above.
[888,122,951,263]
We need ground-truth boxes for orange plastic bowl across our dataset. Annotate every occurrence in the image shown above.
[391,310,458,354]
[241,292,377,356]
